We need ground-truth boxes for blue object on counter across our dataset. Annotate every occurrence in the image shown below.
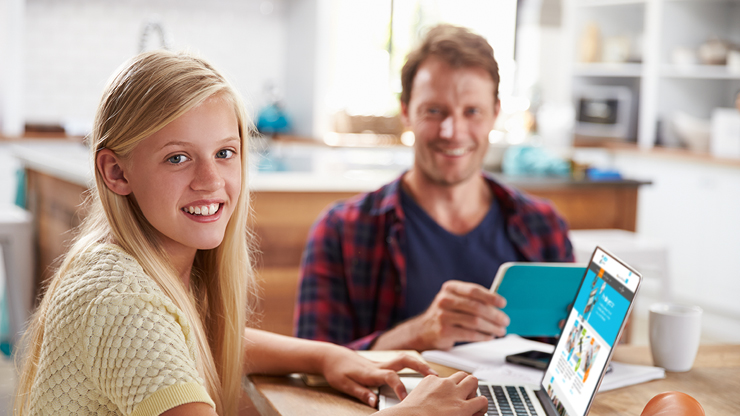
[502,145,570,177]
[253,151,284,172]
[15,168,26,208]
[0,243,10,356]
[0,294,10,356]
[586,167,622,180]
[256,103,292,135]
[1,169,26,356]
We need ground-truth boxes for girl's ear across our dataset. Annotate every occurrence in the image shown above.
[97,149,132,196]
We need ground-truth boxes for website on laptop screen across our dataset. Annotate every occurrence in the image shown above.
[541,248,639,416]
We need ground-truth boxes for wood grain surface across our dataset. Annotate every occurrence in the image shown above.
[245,344,740,416]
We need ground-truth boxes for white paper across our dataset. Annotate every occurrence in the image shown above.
[598,361,665,392]
[377,376,423,409]
[421,335,665,393]
[473,363,545,388]
[421,335,554,373]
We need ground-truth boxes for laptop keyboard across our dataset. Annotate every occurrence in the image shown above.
[479,385,539,416]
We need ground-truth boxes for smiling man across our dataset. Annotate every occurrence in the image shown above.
[295,24,573,352]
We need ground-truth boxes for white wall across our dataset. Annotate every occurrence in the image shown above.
[0,145,21,205]
[15,0,521,140]
[22,0,287,131]
[283,0,321,138]
[538,26,569,106]
[0,0,25,136]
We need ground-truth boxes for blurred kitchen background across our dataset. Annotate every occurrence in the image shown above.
[0,0,739,407]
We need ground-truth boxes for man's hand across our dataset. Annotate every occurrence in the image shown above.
[374,280,510,351]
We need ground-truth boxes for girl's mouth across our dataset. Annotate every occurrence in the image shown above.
[182,203,221,216]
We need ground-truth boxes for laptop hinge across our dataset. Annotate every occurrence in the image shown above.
[534,388,560,416]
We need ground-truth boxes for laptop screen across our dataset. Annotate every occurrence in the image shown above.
[540,247,640,416]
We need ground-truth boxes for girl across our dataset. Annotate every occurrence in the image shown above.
[14,50,487,416]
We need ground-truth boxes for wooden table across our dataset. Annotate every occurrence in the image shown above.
[243,344,740,416]
[590,344,740,415]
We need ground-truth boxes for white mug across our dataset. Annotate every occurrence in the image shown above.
[649,303,703,372]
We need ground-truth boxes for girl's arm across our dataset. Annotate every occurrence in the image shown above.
[161,402,218,416]
[242,328,487,416]
[159,373,487,416]
[243,328,435,407]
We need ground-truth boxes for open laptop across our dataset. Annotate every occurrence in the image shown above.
[476,246,641,416]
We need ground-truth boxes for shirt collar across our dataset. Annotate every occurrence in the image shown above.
[371,172,406,220]
[369,171,522,219]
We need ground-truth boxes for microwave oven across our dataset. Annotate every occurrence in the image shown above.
[574,85,635,141]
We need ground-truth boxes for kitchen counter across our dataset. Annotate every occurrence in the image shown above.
[11,140,406,192]
[11,140,93,187]
[15,140,650,336]
[12,140,649,192]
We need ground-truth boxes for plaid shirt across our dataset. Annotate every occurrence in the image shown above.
[294,173,574,350]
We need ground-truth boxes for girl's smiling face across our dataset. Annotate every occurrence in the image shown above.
[101,95,242,263]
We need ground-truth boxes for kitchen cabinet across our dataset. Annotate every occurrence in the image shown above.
[23,170,646,337]
[609,146,740,341]
[563,0,740,150]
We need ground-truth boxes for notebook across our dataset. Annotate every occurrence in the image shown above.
[490,262,586,337]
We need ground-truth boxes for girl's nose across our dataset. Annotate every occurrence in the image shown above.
[191,160,225,191]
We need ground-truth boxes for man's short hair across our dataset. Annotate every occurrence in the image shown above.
[400,24,500,106]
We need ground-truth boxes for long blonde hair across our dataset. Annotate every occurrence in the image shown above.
[15,50,256,416]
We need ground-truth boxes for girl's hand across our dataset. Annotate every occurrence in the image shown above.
[320,346,438,408]
[387,372,488,416]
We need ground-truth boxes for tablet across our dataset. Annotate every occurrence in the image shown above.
[490,262,587,337]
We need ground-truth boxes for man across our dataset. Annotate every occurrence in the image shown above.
[295,24,573,351]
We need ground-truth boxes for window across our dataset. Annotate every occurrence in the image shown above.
[321,0,517,144]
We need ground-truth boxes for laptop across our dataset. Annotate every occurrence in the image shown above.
[476,246,641,416]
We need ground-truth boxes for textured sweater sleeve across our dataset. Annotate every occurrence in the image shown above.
[80,268,214,415]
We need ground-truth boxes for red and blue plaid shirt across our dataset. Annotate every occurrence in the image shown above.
[294,173,574,349]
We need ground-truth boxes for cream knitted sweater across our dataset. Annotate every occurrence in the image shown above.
[26,244,215,416]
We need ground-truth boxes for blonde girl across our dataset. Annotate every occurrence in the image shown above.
[14,50,487,416]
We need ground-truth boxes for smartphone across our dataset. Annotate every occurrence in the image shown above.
[505,350,552,370]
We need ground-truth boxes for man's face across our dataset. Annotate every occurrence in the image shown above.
[402,57,499,186]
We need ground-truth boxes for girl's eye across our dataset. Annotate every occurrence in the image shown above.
[217,149,235,159]
[167,154,189,164]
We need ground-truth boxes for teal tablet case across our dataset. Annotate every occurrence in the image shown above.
[496,263,586,337]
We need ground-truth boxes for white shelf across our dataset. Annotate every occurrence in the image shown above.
[573,62,643,77]
[567,0,740,149]
[577,0,646,6]
[664,0,740,3]
[661,65,740,80]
